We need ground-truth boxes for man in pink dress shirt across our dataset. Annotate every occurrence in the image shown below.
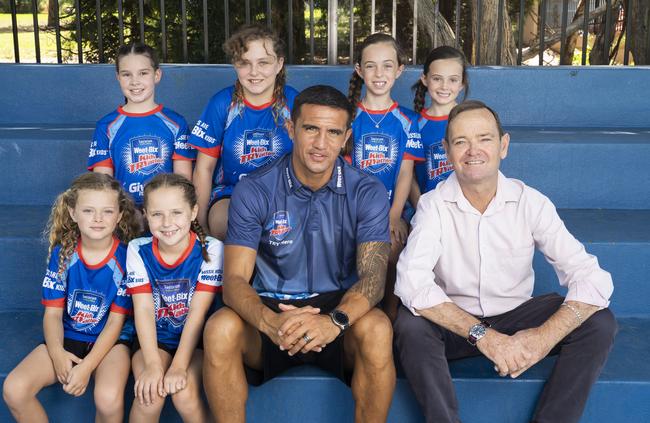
[394,100,617,423]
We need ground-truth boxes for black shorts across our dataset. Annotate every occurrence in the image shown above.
[40,337,131,360]
[246,290,351,386]
[132,337,204,357]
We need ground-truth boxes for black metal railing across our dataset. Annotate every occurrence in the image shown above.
[1,0,637,65]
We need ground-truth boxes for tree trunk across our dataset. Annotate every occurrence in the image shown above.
[589,1,619,64]
[47,0,58,27]
[628,0,649,64]
[404,0,457,49]
[471,0,516,65]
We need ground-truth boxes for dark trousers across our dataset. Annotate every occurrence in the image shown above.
[393,293,618,423]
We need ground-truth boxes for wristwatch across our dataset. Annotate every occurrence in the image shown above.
[329,309,350,337]
[467,321,491,346]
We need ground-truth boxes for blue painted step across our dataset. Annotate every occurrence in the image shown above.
[2,126,649,208]
[2,65,649,128]
[1,311,648,422]
[1,207,647,316]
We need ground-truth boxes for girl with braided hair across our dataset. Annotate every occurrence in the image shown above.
[126,173,223,422]
[346,33,424,322]
[3,172,139,422]
[190,24,298,241]
[410,45,469,206]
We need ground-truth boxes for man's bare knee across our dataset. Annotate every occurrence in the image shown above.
[349,310,394,365]
[204,308,247,358]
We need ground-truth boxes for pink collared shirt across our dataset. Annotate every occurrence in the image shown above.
[396,171,613,317]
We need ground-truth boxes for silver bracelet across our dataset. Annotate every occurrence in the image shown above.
[562,302,583,326]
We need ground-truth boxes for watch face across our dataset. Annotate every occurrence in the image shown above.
[332,310,350,327]
[470,324,486,339]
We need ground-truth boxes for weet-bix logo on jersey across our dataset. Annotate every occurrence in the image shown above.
[238,129,276,165]
[68,290,106,331]
[427,144,453,179]
[127,136,166,174]
[268,210,292,241]
[155,278,191,328]
[356,134,397,173]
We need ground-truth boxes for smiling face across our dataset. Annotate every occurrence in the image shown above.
[69,189,122,244]
[288,103,351,190]
[233,38,284,105]
[421,58,464,112]
[116,53,161,112]
[444,108,509,189]
[144,186,198,252]
[355,41,404,101]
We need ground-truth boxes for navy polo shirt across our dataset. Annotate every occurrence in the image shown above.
[226,153,390,299]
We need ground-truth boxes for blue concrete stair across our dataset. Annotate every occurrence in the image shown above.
[1,65,649,422]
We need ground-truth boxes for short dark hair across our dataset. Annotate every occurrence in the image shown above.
[445,100,505,141]
[291,85,354,128]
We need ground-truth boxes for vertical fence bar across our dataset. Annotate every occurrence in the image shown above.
[371,0,375,33]
[75,0,82,62]
[328,0,339,64]
[496,0,504,65]
[245,0,250,24]
[560,0,568,64]
[538,0,546,66]
[517,0,525,64]
[96,0,104,62]
[476,0,482,65]
[9,0,19,62]
[309,0,315,63]
[604,0,612,64]
[138,0,145,42]
[455,0,461,49]
[581,0,590,65]
[412,0,417,64]
[161,0,167,62]
[267,0,272,27]
[288,0,293,63]
[181,0,188,62]
[118,0,124,45]
[433,0,438,48]
[224,0,230,40]
[392,0,397,38]
[31,0,41,63]
[203,0,209,62]
[54,0,61,63]
[349,0,354,64]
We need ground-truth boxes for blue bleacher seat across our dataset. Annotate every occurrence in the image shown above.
[0,64,648,422]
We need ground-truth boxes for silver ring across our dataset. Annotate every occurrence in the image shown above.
[302,334,312,343]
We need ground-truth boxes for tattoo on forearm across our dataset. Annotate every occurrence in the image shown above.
[350,241,390,306]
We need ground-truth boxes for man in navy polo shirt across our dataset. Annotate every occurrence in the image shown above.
[203,85,396,422]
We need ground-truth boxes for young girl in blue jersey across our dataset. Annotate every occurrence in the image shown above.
[3,173,140,423]
[88,42,195,215]
[410,46,468,206]
[126,174,223,422]
[190,24,298,240]
[347,33,424,321]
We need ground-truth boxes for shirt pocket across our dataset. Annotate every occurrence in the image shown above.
[497,245,535,279]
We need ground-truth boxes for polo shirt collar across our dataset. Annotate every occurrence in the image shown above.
[284,156,346,195]
[440,171,521,215]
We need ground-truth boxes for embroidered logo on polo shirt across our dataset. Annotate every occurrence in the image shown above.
[268,210,292,241]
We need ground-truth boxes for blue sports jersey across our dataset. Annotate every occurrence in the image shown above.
[351,102,424,203]
[126,233,223,348]
[87,105,195,205]
[226,154,390,299]
[188,85,298,191]
[41,238,131,343]
[415,111,454,194]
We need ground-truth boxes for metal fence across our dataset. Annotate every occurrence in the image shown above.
[2,0,635,65]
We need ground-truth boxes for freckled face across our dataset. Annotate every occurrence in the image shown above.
[145,187,198,251]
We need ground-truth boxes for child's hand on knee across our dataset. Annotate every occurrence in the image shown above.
[135,363,166,406]
[62,361,92,397]
[164,366,188,395]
